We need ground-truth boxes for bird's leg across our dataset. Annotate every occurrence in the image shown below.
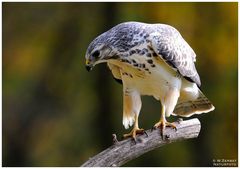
[122,88,147,141]
[123,113,145,140]
[153,104,176,137]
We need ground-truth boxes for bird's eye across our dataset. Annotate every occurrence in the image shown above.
[92,50,100,58]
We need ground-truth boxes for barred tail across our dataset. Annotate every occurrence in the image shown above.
[172,91,215,117]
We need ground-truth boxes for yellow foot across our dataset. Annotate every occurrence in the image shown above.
[153,120,176,130]
[123,128,146,142]
[152,120,177,139]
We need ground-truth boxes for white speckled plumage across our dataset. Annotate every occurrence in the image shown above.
[85,21,215,130]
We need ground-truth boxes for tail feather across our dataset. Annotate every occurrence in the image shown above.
[173,91,215,117]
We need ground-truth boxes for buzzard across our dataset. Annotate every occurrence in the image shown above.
[85,22,214,140]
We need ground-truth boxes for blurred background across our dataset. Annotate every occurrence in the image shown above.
[3,2,238,167]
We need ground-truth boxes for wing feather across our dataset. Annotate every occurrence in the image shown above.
[107,63,122,84]
[149,27,201,87]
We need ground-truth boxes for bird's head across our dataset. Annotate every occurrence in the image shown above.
[85,34,114,72]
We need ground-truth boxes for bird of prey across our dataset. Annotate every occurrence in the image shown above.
[85,22,215,140]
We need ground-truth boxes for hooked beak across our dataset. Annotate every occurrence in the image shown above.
[85,59,93,72]
[86,65,92,72]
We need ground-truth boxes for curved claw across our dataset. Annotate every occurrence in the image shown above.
[153,121,176,130]
[123,128,146,143]
[153,120,176,139]
[143,131,148,137]
[151,126,157,132]
[133,137,137,144]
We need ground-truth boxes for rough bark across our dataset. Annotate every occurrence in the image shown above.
[81,118,201,167]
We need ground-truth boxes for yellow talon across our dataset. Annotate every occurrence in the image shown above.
[153,118,176,139]
[123,127,145,139]
[153,120,176,130]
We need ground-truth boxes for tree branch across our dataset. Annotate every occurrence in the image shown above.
[81,118,201,167]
